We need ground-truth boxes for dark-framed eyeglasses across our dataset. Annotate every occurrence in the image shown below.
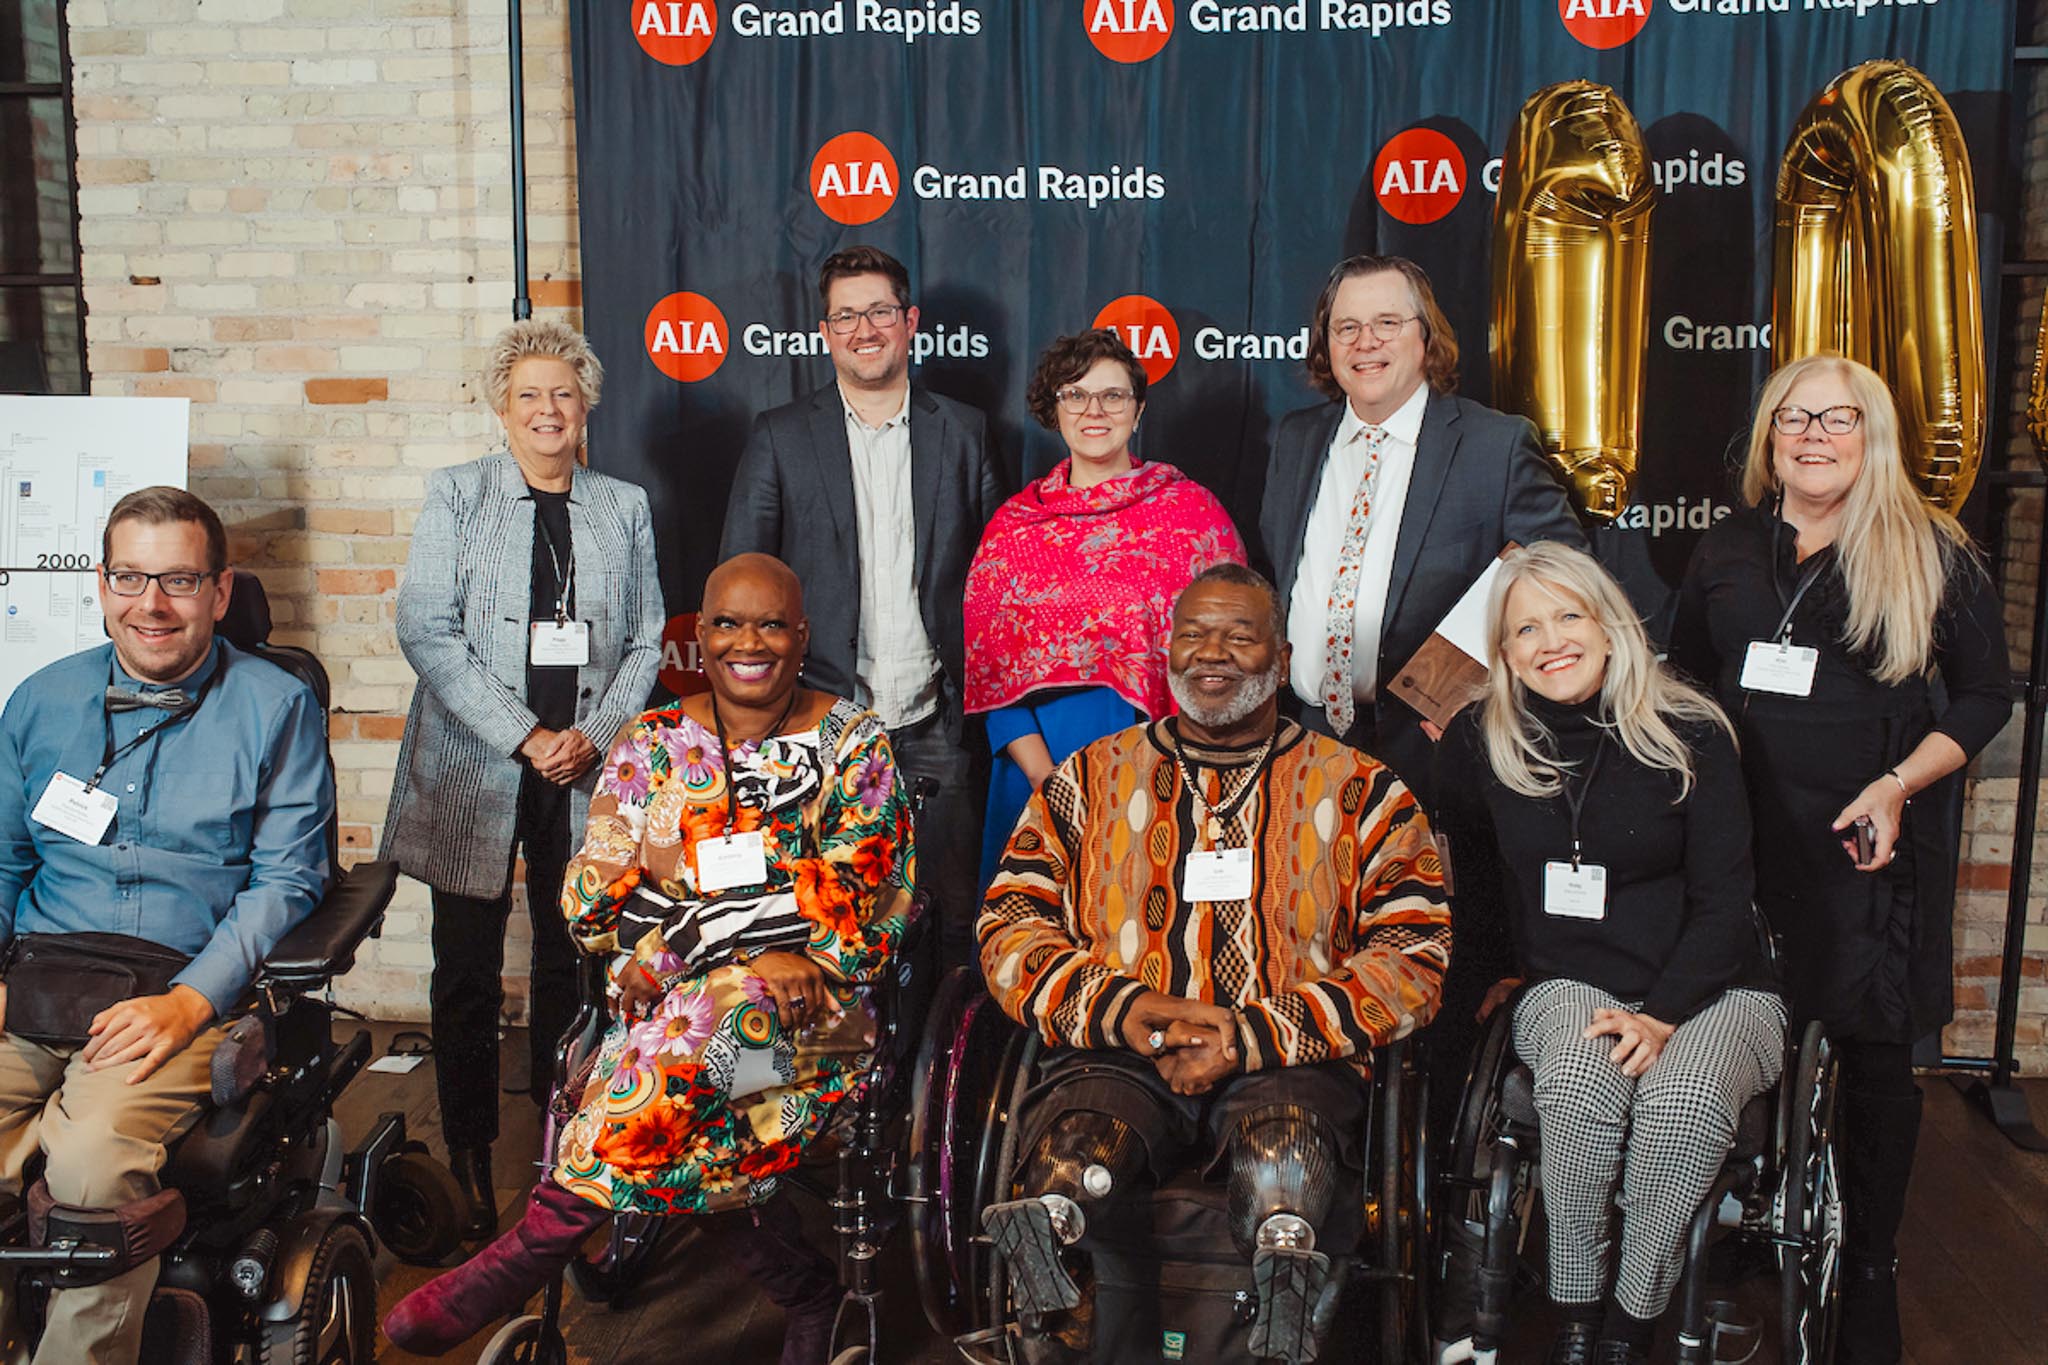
[1329,315,1419,346]
[1771,404,1862,436]
[104,569,216,598]
[1054,385,1136,416]
[824,303,906,334]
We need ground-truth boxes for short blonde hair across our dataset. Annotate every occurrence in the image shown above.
[482,319,604,415]
[1479,541,1731,800]
[1739,353,1970,684]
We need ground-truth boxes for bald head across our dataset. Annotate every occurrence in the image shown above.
[703,552,805,622]
[698,553,811,710]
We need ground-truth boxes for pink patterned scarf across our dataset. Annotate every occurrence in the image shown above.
[964,459,1247,718]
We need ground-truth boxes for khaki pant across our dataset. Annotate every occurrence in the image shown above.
[0,1024,226,1365]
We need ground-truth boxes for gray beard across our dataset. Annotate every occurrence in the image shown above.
[1169,659,1283,730]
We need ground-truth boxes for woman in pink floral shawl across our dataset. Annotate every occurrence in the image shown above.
[964,328,1247,885]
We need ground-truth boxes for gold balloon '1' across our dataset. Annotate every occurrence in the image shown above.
[1773,60,1984,511]
[1491,80,1655,523]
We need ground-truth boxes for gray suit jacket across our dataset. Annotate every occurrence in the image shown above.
[382,454,664,898]
[1257,387,1587,803]
[719,381,1006,737]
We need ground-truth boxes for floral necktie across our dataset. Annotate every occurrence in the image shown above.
[1319,424,1389,736]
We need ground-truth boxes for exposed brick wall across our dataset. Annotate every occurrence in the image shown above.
[66,0,581,1022]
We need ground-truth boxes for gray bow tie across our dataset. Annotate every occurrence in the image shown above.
[106,686,195,714]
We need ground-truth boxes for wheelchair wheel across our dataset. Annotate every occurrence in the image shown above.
[476,1313,569,1365]
[1431,1005,1536,1362]
[258,1220,374,1365]
[373,1148,466,1266]
[1372,1041,1428,1364]
[1776,1021,1842,1365]
[566,1213,670,1309]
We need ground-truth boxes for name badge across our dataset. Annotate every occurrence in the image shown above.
[31,771,119,846]
[530,620,591,667]
[1182,847,1254,903]
[1543,860,1607,920]
[698,831,769,893]
[1739,640,1817,697]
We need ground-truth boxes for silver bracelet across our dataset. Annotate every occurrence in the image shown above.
[1884,768,1909,799]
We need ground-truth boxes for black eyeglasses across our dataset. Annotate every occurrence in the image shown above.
[104,569,217,597]
[824,303,906,334]
[1771,405,1862,436]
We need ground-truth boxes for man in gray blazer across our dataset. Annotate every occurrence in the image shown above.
[721,246,1007,964]
[1257,255,1587,814]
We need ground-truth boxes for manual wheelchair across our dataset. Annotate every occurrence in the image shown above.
[0,575,463,1363]
[904,967,1435,1365]
[1430,992,1841,1364]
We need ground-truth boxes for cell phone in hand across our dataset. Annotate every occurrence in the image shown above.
[1852,817,1876,865]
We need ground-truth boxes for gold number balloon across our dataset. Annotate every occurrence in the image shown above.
[2031,310,2048,457]
[1491,80,1655,523]
[1773,60,1985,512]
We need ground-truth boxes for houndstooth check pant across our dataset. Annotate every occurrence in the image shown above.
[1512,977,1786,1319]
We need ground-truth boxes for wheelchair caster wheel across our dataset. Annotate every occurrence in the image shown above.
[477,1312,568,1365]
[373,1150,467,1266]
[829,1350,871,1365]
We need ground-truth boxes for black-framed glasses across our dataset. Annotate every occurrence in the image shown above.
[1329,315,1419,346]
[104,569,216,598]
[1771,404,1862,436]
[1055,386,1136,416]
[824,303,906,334]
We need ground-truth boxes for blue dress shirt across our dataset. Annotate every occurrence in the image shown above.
[0,640,334,1016]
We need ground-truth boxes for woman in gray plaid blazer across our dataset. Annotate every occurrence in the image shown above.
[382,320,663,1236]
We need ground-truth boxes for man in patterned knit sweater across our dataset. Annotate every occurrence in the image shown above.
[977,563,1452,1365]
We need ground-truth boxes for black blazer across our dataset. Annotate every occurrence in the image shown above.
[719,381,1007,730]
[1255,387,1587,801]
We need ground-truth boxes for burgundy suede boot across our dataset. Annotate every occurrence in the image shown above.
[706,1195,846,1365]
[382,1179,611,1356]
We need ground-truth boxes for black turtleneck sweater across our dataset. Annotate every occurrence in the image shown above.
[1437,694,1769,1024]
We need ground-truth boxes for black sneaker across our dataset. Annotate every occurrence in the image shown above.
[1594,1341,1649,1365]
[1546,1321,1599,1365]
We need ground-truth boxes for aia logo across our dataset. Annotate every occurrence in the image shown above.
[1559,0,1650,49]
[658,613,710,697]
[1092,295,1180,384]
[1085,0,1173,64]
[644,292,729,383]
[811,131,899,226]
[634,0,716,66]
[1373,128,1465,225]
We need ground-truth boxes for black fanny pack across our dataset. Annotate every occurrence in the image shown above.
[2,933,194,1047]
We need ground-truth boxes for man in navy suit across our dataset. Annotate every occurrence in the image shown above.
[721,245,1008,963]
[1257,254,1587,812]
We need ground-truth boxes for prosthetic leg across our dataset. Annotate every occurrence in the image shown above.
[1227,1105,1344,1365]
[981,1110,1144,1318]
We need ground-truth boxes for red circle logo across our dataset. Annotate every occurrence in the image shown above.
[658,613,710,697]
[1372,128,1467,225]
[810,131,900,226]
[643,292,729,383]
[1084,0,1174,64]
[1559,0,1650,49]
[633,0,716,65]
[1091,295,1180,385]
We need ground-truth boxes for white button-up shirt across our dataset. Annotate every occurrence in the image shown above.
[844,387,942,729]
[1287,381,1428,709]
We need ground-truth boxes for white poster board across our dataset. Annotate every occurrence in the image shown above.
[1,396,190,704]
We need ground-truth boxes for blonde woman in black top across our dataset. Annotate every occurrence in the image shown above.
[1438,542,1784,1365]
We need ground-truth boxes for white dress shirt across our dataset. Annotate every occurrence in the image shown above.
[1287,381,1429,710]
[844,386,942,729]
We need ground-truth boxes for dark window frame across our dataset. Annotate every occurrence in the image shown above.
[0,0,88,394]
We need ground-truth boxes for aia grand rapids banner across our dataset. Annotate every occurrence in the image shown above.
[568,0,2011,672]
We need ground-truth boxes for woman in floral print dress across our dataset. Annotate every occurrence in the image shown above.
[387,553,914,1365]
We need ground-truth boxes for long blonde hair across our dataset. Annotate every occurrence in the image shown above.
[1480,542,1733,800]
[1739,354,1970,684]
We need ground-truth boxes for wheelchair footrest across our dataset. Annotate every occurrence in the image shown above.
[1249,1245,1330,1364]
[983,1199,1082,1315]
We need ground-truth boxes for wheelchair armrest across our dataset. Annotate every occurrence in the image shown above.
[255,859,398,988]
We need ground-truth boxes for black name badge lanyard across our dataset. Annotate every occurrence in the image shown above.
[31,662,219,846]
[697,690,800,894]
[528,504,589,667]
[1543,739,1609,921]
[1741,505,1828,704]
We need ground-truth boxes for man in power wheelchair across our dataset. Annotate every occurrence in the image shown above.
[0,486,446,1364]
[970,566,1453,1365]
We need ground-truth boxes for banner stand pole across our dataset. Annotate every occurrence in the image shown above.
[509,0,531,321]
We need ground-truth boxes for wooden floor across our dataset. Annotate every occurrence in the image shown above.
[344,1023,2048,1364]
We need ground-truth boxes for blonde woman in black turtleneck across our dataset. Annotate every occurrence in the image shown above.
[1435,542,1784,1365]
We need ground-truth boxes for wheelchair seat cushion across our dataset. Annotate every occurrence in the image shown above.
[161,1090,274,1206]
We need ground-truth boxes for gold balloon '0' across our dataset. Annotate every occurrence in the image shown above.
[1773,60,1984,512]
[2030,312,2048,457]
[1491,80,1655,523]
